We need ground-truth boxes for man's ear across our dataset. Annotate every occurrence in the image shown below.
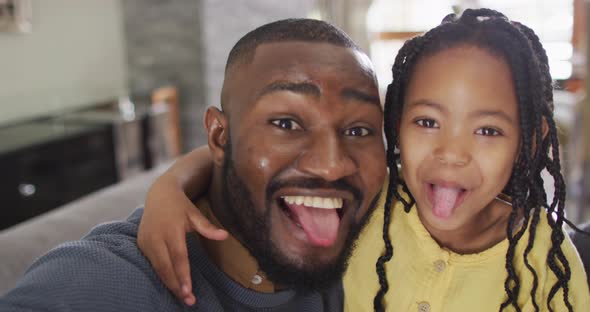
[204,107,229,166]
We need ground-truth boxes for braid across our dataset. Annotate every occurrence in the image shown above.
[500,202,526,312]
[523,207,542,311]
[512,22,554,111]
[373,21,466,310]
[543,116,574,311]
[374,36,423,311]
[375,7,586,311]
[515,20,580,311]
[373,84,399,312]
[491,19,540,311]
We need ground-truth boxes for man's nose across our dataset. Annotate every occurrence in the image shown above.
[433,133,471,167]
[295,130,358,181]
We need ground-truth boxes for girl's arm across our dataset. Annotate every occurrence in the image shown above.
[137,146,227,306]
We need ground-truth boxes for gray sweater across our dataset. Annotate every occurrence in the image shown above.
[0,208,343,312]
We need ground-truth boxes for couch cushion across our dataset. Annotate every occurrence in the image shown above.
[0,163,169,293]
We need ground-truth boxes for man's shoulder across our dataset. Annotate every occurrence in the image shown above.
[0,208,181,311]
[82,206,144,240]
[31,207,146,273]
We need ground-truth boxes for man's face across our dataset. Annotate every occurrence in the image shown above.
[215,41,386,288]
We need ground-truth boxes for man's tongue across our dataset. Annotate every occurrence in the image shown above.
[288,204,340,247]
[431,185,462,218]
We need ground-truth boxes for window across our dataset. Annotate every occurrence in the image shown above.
[367,0,574,93]
[478,0,574,80]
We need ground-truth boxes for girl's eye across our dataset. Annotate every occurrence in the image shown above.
[476,127,502,136]
[343,127,372,137]
[271,118,303,131]
[416,118,439,129]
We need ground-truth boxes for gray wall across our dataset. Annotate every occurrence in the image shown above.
[201,0,316,116]
[122,0,206,151]
[0,0,366,149]
[0,0,128,126]
[123,0,315,150]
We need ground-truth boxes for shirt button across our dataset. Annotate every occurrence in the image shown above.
[251,274,263,285]
[434,259,446,272]
[418,302,430,312]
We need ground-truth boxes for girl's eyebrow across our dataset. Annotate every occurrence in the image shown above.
[469,109,515,124]
[408,99,514,124]
[407,99,446,113]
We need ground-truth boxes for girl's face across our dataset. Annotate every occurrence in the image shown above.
[399,46,520,237]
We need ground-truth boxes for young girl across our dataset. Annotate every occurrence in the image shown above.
[138,9,590,311]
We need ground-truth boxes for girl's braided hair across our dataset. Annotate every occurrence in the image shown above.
[374,8,588,312]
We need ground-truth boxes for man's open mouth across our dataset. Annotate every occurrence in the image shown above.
[277,195,346,247]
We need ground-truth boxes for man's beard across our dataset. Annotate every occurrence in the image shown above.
[220,142,380,290]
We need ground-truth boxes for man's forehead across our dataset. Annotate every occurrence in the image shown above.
[222,41,378,114]
[242,42,377,89]
[250,41,370,71]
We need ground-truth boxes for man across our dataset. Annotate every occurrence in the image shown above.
[0,18,386,311]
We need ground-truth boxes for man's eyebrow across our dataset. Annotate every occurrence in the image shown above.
[258,81,320,99]
[341,88,381,107]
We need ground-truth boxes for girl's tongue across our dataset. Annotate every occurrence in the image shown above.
[288,204,340,247]
[431,185,463,218]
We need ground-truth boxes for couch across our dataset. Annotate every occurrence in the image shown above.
[0,163,169,294]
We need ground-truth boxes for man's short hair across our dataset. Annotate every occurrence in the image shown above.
[225,18,361,74]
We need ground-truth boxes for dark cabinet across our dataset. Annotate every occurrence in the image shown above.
[0,122,118,230]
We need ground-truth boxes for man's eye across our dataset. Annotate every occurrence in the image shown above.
[475,127,502,136]
[271,118,302,131]
[416,118,438,128]
[344,127,371,137]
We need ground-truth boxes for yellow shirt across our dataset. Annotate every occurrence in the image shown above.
[343,192,590,311]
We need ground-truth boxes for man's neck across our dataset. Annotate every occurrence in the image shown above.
[207,172,229,229]
[202,174,276,293]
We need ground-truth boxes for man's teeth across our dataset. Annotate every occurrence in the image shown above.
[282,196,343,209]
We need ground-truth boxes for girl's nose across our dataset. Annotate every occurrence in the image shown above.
[433,140,471,167]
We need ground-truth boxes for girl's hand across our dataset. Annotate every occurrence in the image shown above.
[137,146,225,306]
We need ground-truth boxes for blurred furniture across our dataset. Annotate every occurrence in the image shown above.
[0,162,169,294]
[580,0,590,224]
[0,120,118,230]
[151,86,182,157]
[60,108,144,180]
[0,93,177,231]
[563,0,590,225]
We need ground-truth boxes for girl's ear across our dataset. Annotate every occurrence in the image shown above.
[204,107,229,166]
